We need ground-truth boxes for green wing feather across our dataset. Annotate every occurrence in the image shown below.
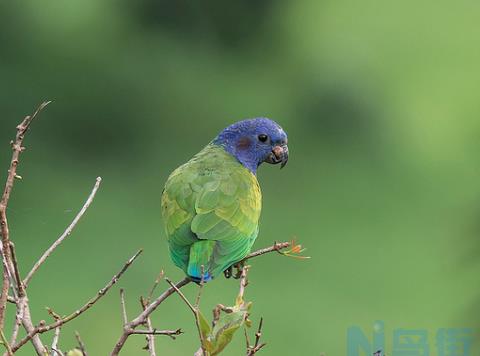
[161,144,261,280]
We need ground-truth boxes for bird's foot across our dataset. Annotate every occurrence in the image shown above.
[232,261,245,279]
[223,266,233,279]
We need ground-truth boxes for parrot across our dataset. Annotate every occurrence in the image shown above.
[161,118,288,282]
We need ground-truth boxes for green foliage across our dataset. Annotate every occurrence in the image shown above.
[66,350,83,356]
[198,298,252,355]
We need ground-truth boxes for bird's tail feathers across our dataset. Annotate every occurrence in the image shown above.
[187,240,215,281]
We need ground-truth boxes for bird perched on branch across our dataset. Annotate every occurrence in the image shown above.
[161,118,289,282]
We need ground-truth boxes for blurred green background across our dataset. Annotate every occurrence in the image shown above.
[1,1,479,355]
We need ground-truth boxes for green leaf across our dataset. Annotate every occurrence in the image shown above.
[66,350,83,356]
[197,310,212,341]
[211,324,241,355]
[209,301,252,355]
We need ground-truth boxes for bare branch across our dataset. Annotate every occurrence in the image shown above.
[20,304,47,355]
[8,298,24,347]
[0,242,17,301]
[24,177,102,286]
[120,289,128,326]
[130,277,191,329]
[165,278,196,314]
[131,329,182,337]
[111,277,190,356]
[140,297,156,356]
[75,331,88,356]
[146,270,164,303]
[165,278,206,356]
[51,326,61,355]
[111,241,298,355]
[51,348,65,356]
[11,250,142,353]
[8,242,24,297]
[0,101,50,329]
[241,241,291,262]
[11,242,48,354]
[246,318,266,355]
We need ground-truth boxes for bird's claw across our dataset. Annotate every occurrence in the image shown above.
[232,261,245,279]
[224,266,233,279]
[224,261,245,279]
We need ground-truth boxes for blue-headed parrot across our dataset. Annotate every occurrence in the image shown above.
[161,118,288,281]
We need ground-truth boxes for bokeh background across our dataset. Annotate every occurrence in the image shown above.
[1,1,479,355]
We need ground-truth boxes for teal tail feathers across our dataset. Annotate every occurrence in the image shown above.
[187,240,215,281]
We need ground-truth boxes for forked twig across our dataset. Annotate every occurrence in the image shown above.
[111,241,296,355]
[51,326,61,356]
[165,278,206,356]
[111,277,190,356]
[246,317,266,355]
[75,331,88,356]
[11,250,142,352]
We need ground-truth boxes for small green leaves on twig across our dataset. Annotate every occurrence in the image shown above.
[277,239,310,260]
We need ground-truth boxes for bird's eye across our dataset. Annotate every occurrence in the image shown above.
[258,134,268,143]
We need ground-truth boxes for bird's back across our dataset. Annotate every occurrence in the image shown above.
[161,144,262,280]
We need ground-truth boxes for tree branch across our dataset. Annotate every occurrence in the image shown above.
[11,250,142,353]
[110,240,295,355]
[241,241,291,262]
[246,317,266,355]
[75,331,88,356]
[166,277,207,356]
[111,277,190,356]
[0,101,50,329]
[131,329,182,336]
[51,326,61,356]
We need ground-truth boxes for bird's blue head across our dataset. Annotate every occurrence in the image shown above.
[213,118,289,174]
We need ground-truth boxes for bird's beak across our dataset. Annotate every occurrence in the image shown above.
[265,144,289,168]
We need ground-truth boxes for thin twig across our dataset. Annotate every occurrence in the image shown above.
[246,318,266,355]
[5,242,25,352]
[111,277,190,356]
[165,278,206,356]
[51,348,64,356]
[129,277,191,328]
[120,289,128,326]
[23,177,102,286]
[165,278,195,314]
[146,270,164,303]
[75,331,88,356]
[8,298,24,346]
[0,101,50,329]
[51,326,61,355]
[131,329,182,336]
[241,241,291,262]
[110,240,294,355]
[140,297,156,356]
[9,234,49,355]
[9,242,25,297]
[0,330,13,356]
[25,308,48,354]
[0,242,17,301]
[11,250,142,353]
